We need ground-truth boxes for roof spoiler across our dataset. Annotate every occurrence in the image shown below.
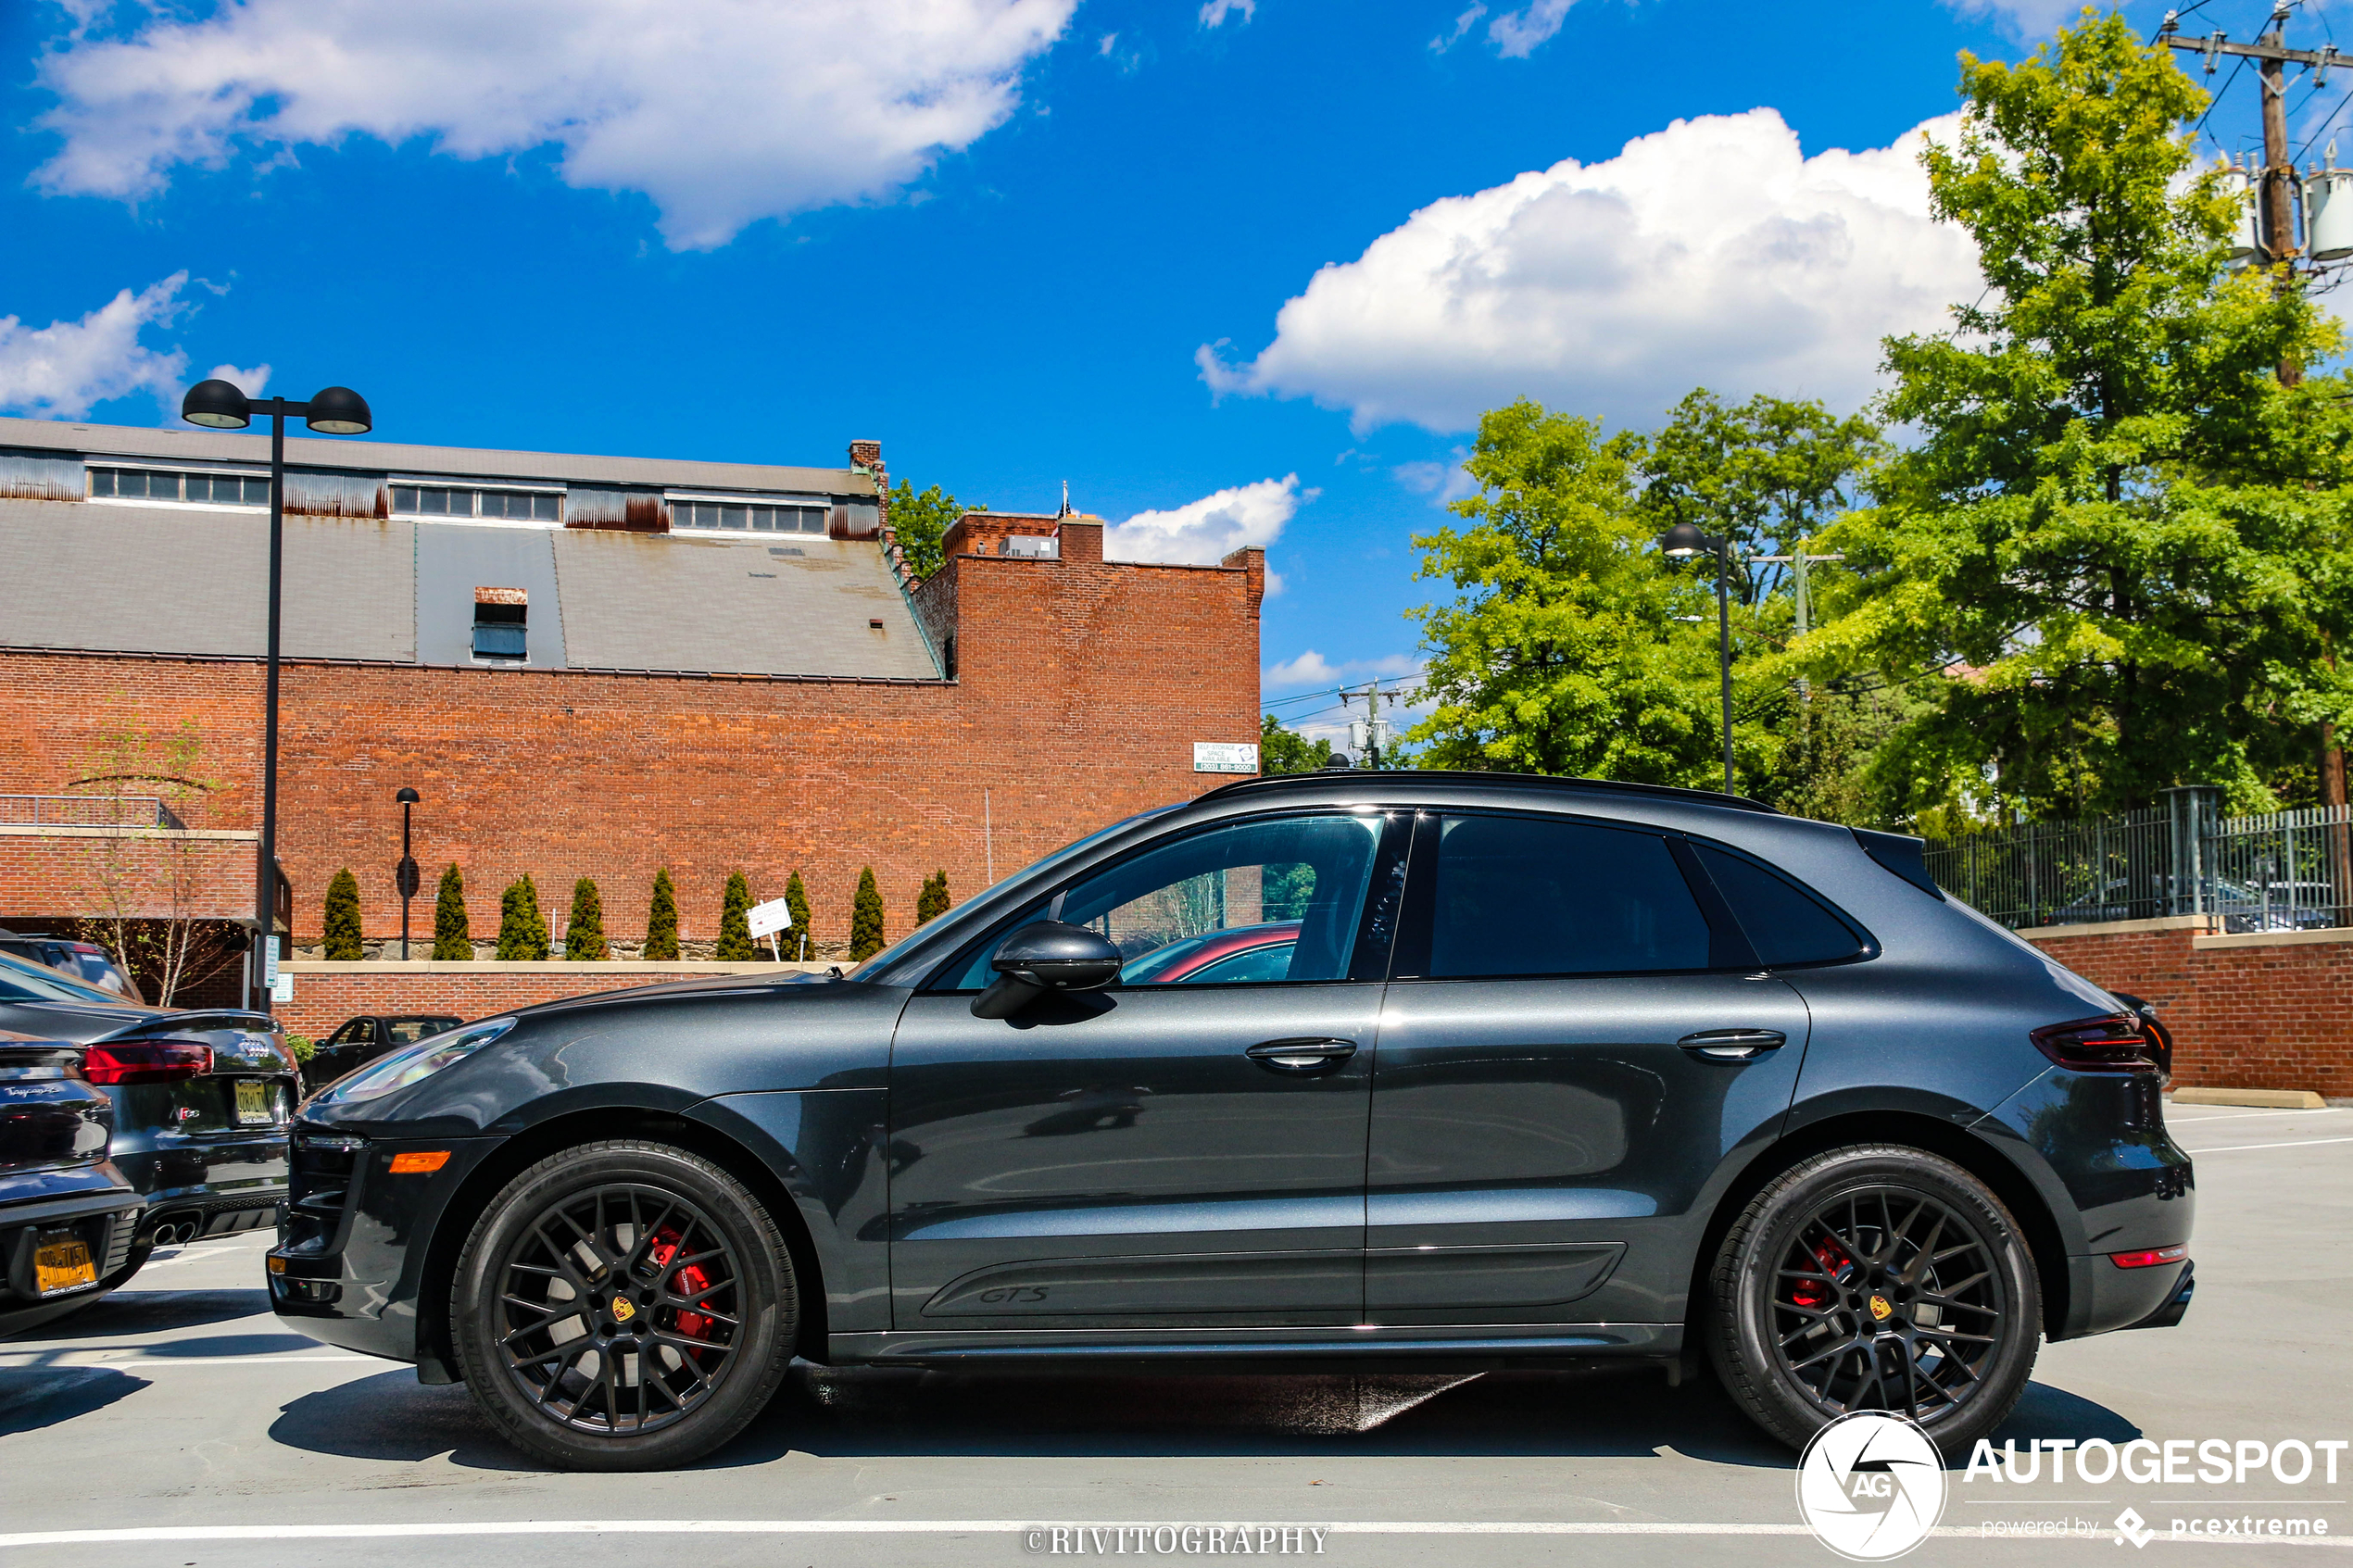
[1851,827,1944,900]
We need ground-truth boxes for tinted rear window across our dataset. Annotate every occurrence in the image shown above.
[1692,843,1864,967]
[1429,815,1712,978]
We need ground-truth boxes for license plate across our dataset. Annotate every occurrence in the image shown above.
[33,1233,96,1298]
[233,1080,275,1125]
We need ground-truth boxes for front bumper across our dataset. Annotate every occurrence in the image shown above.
[268,1128,497,1373]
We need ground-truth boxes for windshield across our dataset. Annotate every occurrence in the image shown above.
[0,947,126,1004]
[850,805,1181,979]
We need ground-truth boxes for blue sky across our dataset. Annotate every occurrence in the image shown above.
[0,0,2328,742]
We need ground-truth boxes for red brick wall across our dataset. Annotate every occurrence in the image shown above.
[2025,919,2353,1096]
[0,540,1264,960]
[273,962,812,1039]
[0,830,257,922]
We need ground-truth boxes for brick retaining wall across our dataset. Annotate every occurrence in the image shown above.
[273,960,829,1039]
[2022,917,2353,1097]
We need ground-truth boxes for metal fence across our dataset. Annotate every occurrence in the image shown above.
[1924,788,2353,932]
[0,794,187,831]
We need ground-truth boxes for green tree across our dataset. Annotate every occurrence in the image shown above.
[849,867,887,961]
[496,874,548,960]
[784,871,812,958]
[715,872,756,960]
[643,868,679,960]
[321,868,363,960]
[915,870,950,925]
[1259,713,1336,773]
[1405,399,1729,783]
[431,864,471,960]
[887,481,981,580]
[564,877,610,961]
[1803,13,2336,820]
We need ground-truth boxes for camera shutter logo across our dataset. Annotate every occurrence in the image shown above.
[1794,1411,1946,1561]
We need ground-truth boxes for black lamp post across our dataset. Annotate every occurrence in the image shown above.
[181,379,374,1010]
[395,788,422,960]
[1660,521,1736,797]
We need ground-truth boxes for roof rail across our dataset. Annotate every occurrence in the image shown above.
[1199,769,1779,814]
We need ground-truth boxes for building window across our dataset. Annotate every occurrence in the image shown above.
[472,591,527,660]
[393,485,560,522]
[672,500,827,533]
[89,468,269,506]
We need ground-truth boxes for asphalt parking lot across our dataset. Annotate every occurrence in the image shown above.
[2,1098,2347,1568]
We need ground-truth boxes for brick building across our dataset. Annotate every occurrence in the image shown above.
[0,417,1265,999]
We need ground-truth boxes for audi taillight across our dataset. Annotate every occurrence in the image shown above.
[83,1040,211,1085]
[2110,1245,2188,1269]
[2031,1013,2160,1074]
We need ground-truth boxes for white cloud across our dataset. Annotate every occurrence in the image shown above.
[1263,649,1420,690]
[1938,0,2082,39]
[202,361,272,399]
[33,0,1078,250]
[1487,0,1574,57]
[1198,108,1981,433]
[0,274,191,418]
[1201,0,1255,25]
[1393,456,1478,506]
[1106,475,1309,589]
[1430,6,1486,52]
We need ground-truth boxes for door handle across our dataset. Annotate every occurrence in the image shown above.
[1677,1029,1787,1060]
[1246,1038,1358,1073]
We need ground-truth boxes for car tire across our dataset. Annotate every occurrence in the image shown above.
[1705,1144,2039,1456]
[451,1139,798,1471]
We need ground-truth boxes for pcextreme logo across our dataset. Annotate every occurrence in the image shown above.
[1795,1412,1948,1562]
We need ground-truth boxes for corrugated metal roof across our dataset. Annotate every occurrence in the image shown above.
[553,531,940,680]
[0,416,875,498]
[0,499,413,661]
[0,497,938,681]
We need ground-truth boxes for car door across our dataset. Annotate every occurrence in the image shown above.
[886,809,1409,1332]
[308,1021,369,1088]
[1365,810,1820,1327]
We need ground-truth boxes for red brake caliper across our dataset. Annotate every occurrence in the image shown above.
[1790,1236,1853,1311]
[648,1225,715,1345]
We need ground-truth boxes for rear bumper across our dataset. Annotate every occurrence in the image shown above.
[109,1130,289,1236]
[2065,1253,2196,1338]
[0,1169,143,1335]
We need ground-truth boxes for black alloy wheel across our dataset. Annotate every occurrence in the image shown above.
[1705,1145,2040,1455]
[451,1140,797,1470]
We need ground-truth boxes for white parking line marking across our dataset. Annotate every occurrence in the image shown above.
[0,1521,2344,1549]
[0,1355,374,1368]
[2167,1107,2352,1123]
[2177,1136,2353,1154]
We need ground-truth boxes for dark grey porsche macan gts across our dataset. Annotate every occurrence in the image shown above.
[271,772,2196,1469]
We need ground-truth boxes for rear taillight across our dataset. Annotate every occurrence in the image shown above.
[2111,1245,2189,1269]
[2032,1013,2161,1074]
[83,1040,212,1085]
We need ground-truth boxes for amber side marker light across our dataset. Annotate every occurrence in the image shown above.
[267,1257,286,1274]
[388,1151,451,1174]
[2110,1245,2189,1269]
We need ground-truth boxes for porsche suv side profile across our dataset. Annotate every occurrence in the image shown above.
[270,771,2195,1470]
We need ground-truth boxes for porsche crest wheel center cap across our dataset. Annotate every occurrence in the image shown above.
[1868,1293,1894,1323]
[610,1295,636,1323]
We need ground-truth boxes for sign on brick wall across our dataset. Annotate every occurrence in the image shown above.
[1193,742,1258,774]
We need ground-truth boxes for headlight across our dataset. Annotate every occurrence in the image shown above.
[317,1017,517,1103]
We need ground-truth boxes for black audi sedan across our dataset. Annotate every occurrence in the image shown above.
[0,950,296,1249]
[271,772,2195,1470]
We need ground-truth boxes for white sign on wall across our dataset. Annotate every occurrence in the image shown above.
[1193,742,1260,774]
[747,897,795,939]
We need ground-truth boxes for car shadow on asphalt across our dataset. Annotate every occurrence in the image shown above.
[8,1288,272,1342]
[0,1366,148,1436]
[262,1362,2142,1474]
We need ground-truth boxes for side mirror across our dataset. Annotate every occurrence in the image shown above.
[971,921,1123,1019]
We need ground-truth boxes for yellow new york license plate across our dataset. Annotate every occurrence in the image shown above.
[34,1233,96,1298]
[233,1080,274,1125]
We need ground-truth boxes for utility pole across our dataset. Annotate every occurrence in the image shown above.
[1340,679,1403,769]
[2162,4,2345,866]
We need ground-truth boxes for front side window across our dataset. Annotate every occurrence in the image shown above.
[1058,814,1387,985]
[1425,814,1712,979]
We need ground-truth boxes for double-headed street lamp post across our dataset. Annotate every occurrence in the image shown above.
[179,379,373,1011]
[1659,521,1735,797]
